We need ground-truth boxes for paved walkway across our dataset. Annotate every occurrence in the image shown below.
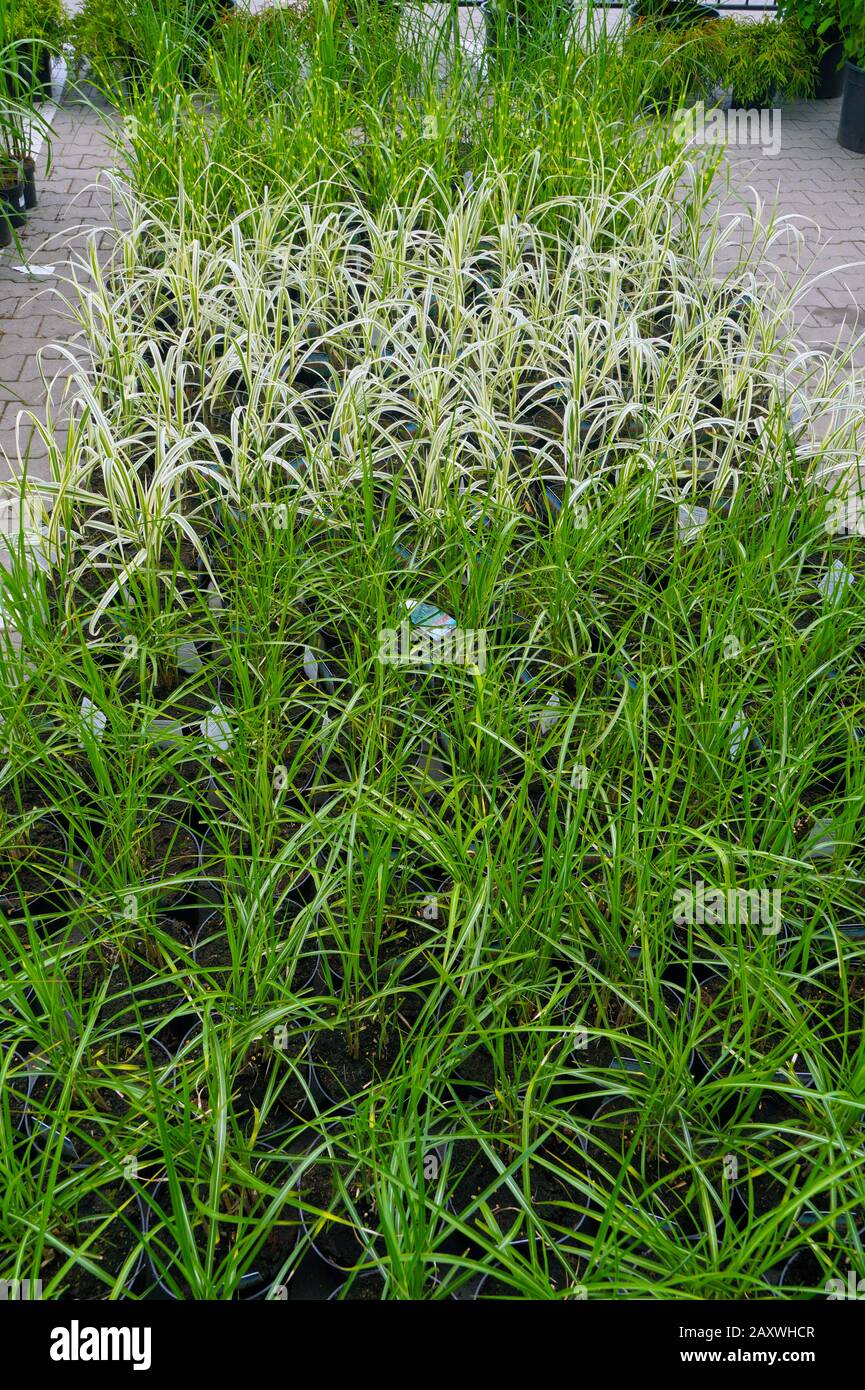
[717,96,865,370]
[1,19,863,486]
[0,80,118,483]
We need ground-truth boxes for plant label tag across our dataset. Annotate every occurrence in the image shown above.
[537,692,561,735]
[79,696,106,744]
[802,817,835,861]
[176,640,202,673]
[406,599,457,632]
[303,647,319,682]
[728,709,749,758]
[677,504,709,543]
[200,705,232,752]
[819,559,853,606]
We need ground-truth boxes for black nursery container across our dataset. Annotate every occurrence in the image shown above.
[628,0,719,27]
[838,62,865,154]
[4,44,52,102]
[0,175,27,231]
[814,33,846,100]
[23,158,37,210]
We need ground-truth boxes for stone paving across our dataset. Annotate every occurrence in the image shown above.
[717,96,865,370]
[1,10,863,488]
[0,81,119,483]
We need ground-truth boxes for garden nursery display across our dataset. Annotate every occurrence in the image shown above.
[0,0,864,1312]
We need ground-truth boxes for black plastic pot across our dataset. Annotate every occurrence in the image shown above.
[56,1189,147,1299]
[473,1236,584,1299]
[181,1004,315,1132]
[584,1096,735,1242]
[814,32,846,100]
[448,1128,588,1249]
[0,813,70,920]
[838,62,865,154]
[693,971,814,1086]
[193,901,319,993]
[4,45,52,102]
[628,0,719,28]
[779,1214,865,1294]
[300,1160,387,1273]
[23,1033,173,1165]
[0,214,10,249]
[0,176,27,231]
[308,1017,405,1110]
[22,158,37,211]
[145,1162,300,1300]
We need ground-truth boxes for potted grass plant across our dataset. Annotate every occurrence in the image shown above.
[837,0,865,151]
[723,16,817,107]
[1,85,54,210]
[3,0,66,100]
[629,0,720,29]
[68,0,141,90]
[145,1151,301,1299]
[634,15,816,110]
[0,796,68,912]
[777,0,846,98]
[0,156,25,231]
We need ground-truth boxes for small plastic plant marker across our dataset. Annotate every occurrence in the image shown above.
[729,712,747,758]
[727,707,760,758]
[303,647,319,682]
[200,705,233,752]
[405,599,457,632]
[177,640,202,674]
[801,817,836,862]
[393,541,417,568]
[543,485,563,517]
[13,264,56,277]
[79,696,107,744]
[819,559,854,606]
[537,691,561,736]
[677,503,709,543]
[303,646,335,694]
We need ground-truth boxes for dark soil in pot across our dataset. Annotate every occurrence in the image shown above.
[694,974,800,1082]
[193,908,319,994]
[101,817,200,910]
[229,1035,313,1127]
[0,788,69,911]
[450,1131,585,1242]
[24,1033,173,1166]
[310,1013,406,1105]
[51,1183,145,1299]
[736,1098,819,1221]
[146,1164,300,1299]
[301,1163,384,1270]
[577,981,690,1074]
[797,973,865,1064]
[474,1237,584,1297]
[444,1018,521,1093]
[330,1270,387,1300]
[86,916,195,1035]
[583,1098,730,1239]
[779,1228,865,1295]
[319,907,440,989]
